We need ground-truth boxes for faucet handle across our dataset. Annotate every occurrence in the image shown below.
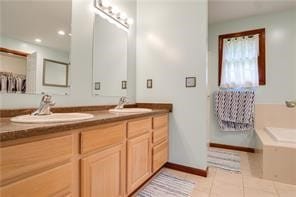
[41,94,51,102]
[119,96,128,103]
[41,95,55,108]
[285,100,296,108]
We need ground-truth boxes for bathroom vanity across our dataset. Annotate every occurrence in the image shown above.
[0,108,170,196]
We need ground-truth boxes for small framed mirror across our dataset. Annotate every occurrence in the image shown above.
[43,59,69,87]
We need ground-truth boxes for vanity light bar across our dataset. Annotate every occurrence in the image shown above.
[94,0,133,30]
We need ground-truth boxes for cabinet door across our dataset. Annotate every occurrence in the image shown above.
[152,140,168,173]
[127,133,151,195]
[0,135,73,185]
[0,162,72,197]
[81,144,125,197]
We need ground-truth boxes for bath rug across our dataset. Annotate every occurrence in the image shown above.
[208,148,241,172]
[137,172,195,197]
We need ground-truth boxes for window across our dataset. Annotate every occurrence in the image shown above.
[218,28,266,88]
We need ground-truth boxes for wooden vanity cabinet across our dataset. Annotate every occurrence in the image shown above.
[81,144,126,197]
[80,122,126,197]
[126,118,152,195]
[0,113,169,197]
[152,114,169,173]
[1,163,73,197]
[0,135,74,197]
[127,134,151,195]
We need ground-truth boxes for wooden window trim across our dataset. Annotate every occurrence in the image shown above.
[0,47,29,57]
[218,28,266,86]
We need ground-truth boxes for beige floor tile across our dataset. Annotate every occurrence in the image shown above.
[244,176,277,193]
[241,161,252,170]
[276,189,296,197]
[191,189,210,197]
[210,193,236,197]
[186,173,212,184]
[247,153,261,161]
[240,153,249,159]
[244,187,278,197]
[186,174,213,193]
[241,167,263,178]
[274,182,296,191]
[141,149,294,197]
[207,167,217,178]
[274,182,296,197]
[211,181,244,197]
[214,168,243,187]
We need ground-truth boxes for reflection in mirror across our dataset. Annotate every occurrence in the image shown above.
[43,59,69,87]
[0,0,72,95]
[92,14,128,96]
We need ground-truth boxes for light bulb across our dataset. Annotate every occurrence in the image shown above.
[101,0,110,8]
[127,18,134,25]
[120,12,127,20]
[58,30,65,35]
[112,6,119,15]
[35,38,42,43]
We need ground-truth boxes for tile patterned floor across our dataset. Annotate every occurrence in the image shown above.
[153,149,296,197]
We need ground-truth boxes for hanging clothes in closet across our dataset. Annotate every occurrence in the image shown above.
[0,72,26,93]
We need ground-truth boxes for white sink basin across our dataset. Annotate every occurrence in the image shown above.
[109,108,152,113]
[10,113,94,123]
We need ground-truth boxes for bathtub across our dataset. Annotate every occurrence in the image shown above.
[256,127,296,185]
[265,127,296,144]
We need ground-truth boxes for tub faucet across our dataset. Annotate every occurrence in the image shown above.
[115,96,128,109]
[32,95,55,116]
[285,100,296,108]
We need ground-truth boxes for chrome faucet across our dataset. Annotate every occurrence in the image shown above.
[285,100,296,108]
[32,95,55,116]
[115,96,128,109]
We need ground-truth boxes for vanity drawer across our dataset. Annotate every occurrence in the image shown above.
[153,114,168,129]
[80,122,125,154]
[0,135,73,185]
[0,162,72,197]
[127,118,152,138]
[152,140,168,173]
[152,126,168,145]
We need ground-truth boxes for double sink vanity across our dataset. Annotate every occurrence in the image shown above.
[1,1,170,196]
[0,102,171,196]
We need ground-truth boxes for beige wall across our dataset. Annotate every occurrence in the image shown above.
[255,104,296,130]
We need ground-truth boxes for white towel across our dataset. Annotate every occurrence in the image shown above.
[215,90,255,131]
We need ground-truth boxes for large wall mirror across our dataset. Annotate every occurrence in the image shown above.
[0,0,72,95]
[92,15,128,96]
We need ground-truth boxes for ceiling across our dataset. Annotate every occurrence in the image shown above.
[209,0,296,24]
[2,0,295,48]
[0,0,72,52]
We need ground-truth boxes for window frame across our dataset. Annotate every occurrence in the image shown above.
[218,28,266,86]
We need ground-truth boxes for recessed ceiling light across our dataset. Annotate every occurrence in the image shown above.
[35,38,42,43]
[68,33,72,36]
[58,30,65,35]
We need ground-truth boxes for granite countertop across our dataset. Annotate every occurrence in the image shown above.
[0,109,169,142]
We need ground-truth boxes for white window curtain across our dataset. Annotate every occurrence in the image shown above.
[220,35,259,88]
